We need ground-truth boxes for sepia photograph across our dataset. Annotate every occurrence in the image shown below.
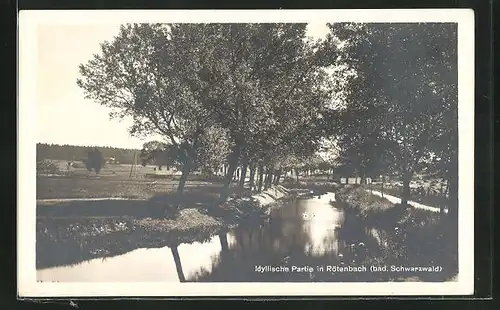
[18,9,474,296]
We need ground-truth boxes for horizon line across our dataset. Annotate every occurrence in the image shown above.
[36,141,142,150]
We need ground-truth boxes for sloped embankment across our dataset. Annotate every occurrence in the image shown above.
[335,185,458,281]
[335,186,446,229]
[335,186,408,225]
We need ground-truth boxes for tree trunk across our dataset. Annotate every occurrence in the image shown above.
[444,180,450,198]
[161,161,191,216]
[248,230,254,250]
[447,175,458,219]
[381,175,385,198]
[273,168,282,185]
[264,167,273,190]
[170,246,186,282]
[239,162,248,191]
[220,162,237,203]
[219,232,229,252]
[257,163,264,192]
[401,171,412,206]
[236,168,240,182]
[236,232,245,255]
[220,150,240,203]
[177,162,191,195]
[248,164,256,191]
[294,168,299,183]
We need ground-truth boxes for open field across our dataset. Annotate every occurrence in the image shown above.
[41,159,158,175]
[37,161,227,200]
[37,175,221,200]
[39,159,191,178]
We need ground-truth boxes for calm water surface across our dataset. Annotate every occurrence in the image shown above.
[37,192,443,282]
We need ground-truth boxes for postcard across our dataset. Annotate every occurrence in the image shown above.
[18,9,474,297]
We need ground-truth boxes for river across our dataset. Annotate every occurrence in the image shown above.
[37,192,455,282]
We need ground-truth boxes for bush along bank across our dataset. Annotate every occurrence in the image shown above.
[334,185,458,281]
[335,185,453,232]
[36,186,291,269]
[335,186,409,227]
[206,185,291,225]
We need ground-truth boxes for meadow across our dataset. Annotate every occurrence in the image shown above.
[37,160,223,200]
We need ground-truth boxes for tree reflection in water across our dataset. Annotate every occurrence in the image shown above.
[188,197,358,282]
[185,195,457,282]
[170,245,186,282]
[37,195,456,282]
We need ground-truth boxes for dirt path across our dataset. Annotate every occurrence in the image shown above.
[368,190,441,213]
[37,197,147,205]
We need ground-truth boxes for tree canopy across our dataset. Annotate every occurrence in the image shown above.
[77,23,342,200]
[328,22,458,208]
[77,22,458,212]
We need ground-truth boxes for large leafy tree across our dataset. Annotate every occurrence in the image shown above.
[236,24,339,196]
[77,24,221,194]
[162,23,340,202]
[329,23,458,211]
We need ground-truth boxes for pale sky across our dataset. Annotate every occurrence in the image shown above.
[36,23,330,149]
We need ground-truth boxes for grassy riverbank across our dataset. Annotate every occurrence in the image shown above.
[335,186,408,225]
[37,186,290,269]
[334,185,458,281]
[335,185,452,229]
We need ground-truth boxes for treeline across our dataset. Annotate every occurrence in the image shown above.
[36,143,140,164]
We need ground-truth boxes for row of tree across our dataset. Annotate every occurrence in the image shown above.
[77,23,344,202]
[77,23,458,215]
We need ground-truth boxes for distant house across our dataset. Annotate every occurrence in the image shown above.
[107,157,117,164]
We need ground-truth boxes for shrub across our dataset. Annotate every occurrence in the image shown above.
[336,186,401,221]
[85,148,104,174]
[36,160,61,175]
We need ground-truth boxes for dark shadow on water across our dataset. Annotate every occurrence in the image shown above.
[36,217,221,270]
[170,245,186,282]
